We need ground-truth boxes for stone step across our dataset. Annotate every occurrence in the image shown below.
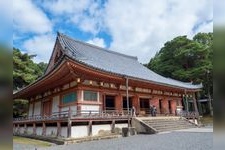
[145,121,190,125]
[144,120,188,123]
[150,124,194,128]
[144,122,191,126]
[157,126,195,132]
[141,118,196,133]
[143,119,185,123]
[153,124,194,129]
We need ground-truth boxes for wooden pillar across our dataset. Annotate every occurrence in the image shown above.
[13,124,16,134]
[132,95,139,114]
[115,94,122,113]
[170,100,177,115]
[17,124,20,134]
[57,122,61,137]
[67,120,72,138]
[24,124,27,134]
[33,123,36,135]
[67,106,72,138]
[111,120,115,133]
[42,122,46,136]
[98,92,103,112]
[151,97,160,114]
[88,121,92,136]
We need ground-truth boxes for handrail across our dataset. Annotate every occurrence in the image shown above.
[13,109,131,122]
[179,110,199,118]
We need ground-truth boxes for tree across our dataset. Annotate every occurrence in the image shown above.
[13,48,47,117]
[13,48,47,90]
[147,32,213,98]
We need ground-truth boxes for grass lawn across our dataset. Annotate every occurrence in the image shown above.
[13,136,52,147]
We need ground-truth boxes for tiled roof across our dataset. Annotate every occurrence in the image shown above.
[57,33,202,90]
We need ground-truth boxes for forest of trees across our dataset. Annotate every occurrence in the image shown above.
[146,32,213,98]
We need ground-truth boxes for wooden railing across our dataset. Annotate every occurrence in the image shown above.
[179,110,199,119]
[13,109,131,122]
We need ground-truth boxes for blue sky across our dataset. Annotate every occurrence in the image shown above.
[2,0,214,63]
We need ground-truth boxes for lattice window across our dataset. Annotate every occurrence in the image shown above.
[84,90,97,101]
[62,92,77,104]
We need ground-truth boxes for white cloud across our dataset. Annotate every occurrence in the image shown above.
[14,0,213,64]
[44,0,103,34]
[44,0,91,15]
[87,37,106,48]
[103,0,213,63]
[13,0,52,34]
[195,21,213,34]
[22,34,55,63]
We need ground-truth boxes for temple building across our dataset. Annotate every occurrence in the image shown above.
[13,32,202,138]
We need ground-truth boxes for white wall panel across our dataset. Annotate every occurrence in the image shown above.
[28,103,33,117]
[46,126,57,136]
[61,127,67,138]
[71,126,88,138]
[52,96,60,113]
[33,101,41,116]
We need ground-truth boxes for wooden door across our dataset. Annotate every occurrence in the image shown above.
[43,101,51,116]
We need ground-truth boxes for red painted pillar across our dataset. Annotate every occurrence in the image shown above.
[132,95,139,114]
[115,94,122,113]
[170,100,177,115]
[162,99,169,114]
[151,97,159,114]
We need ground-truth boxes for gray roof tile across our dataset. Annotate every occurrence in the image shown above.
[58,33,202,90]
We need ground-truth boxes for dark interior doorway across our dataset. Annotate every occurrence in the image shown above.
[123,97,132,110]
[159,99,162,114]
[168,100,172,114]
[140,98,150,114]
[105,95,115,110]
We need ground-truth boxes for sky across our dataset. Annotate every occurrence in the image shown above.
[2,0,214,63]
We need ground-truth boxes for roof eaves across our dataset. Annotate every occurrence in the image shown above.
[65,55,202,91]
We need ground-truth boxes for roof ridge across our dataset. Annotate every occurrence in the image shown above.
[57,32,138,61]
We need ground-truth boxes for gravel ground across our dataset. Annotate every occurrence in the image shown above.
[13,143,40,150]
[14,128,213,150]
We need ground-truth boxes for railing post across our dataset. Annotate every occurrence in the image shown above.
[57,122,61,137]
[88,121,92,136]
[111,120,115,133]
[42,122,46,136]
[67,107,72,138]
[33,123,36,135]
[24,124,27,134]
[17,124,20,134]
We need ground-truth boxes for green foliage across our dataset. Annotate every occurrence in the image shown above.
[13,47,47,118]
[13,48,48,90]
[13,99,29,118]
[147,32,213,97]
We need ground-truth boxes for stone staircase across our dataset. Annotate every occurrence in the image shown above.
[132,117,197,134]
